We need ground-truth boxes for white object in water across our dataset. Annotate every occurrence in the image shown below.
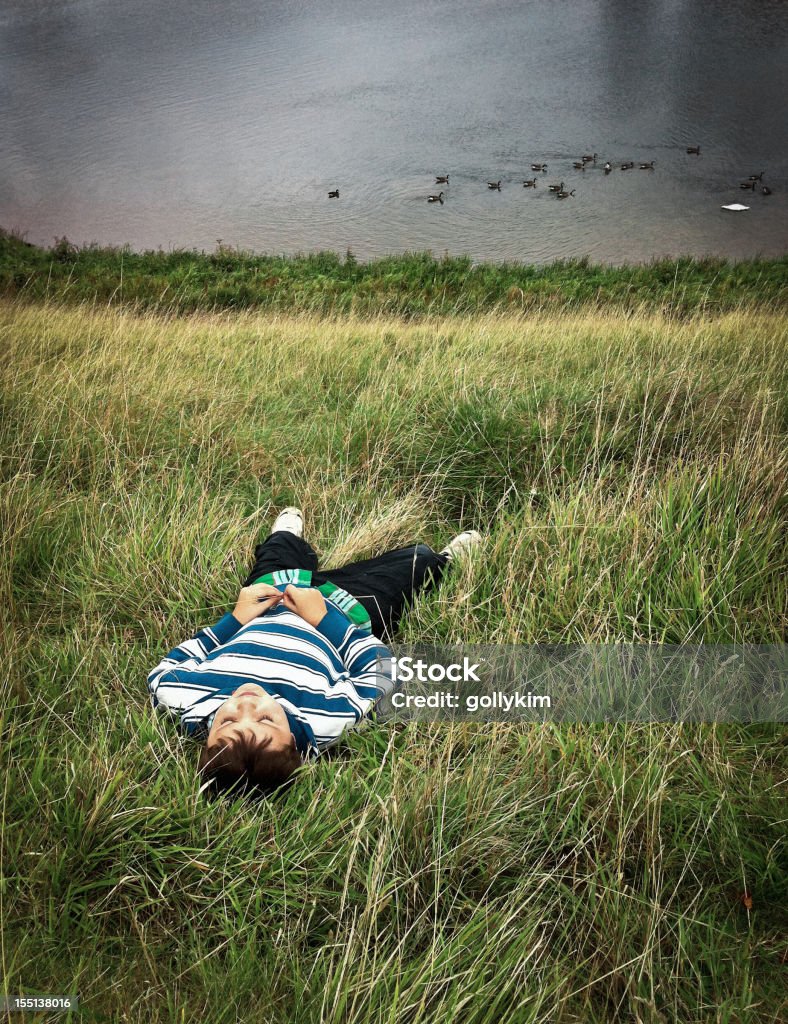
[721,203,750,211]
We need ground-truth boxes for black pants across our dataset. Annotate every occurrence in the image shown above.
[243,532,451,642]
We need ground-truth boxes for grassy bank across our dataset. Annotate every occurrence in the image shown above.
[1,297,786,1023]
[2,229,788,318]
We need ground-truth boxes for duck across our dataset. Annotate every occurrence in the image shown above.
[487,180,502,190]
[639,160,655,170]
[686,146,701,155]
[572,161,585,170]
[739,181,756,191]
[435,174,449,184]
[427,192,444,203]
[548,181,565,192]
[328,189,339,198]
[762,185,772,195]
[582,153,597,164]
[603,161,612,174]
[748,172,764,182]
[556,189,576,199]
[621,161,634,170]
[531,163,547,171]
[522,178,538,188]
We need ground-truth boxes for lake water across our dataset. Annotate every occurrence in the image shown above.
[2,0,787,264]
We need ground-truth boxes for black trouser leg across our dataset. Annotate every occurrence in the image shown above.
[312,543,450,641]
[242,532,319,584]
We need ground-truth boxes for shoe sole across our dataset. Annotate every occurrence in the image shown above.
[442,531,482,559]
[273,507,304,536]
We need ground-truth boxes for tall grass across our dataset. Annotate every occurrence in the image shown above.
[1,298,786,1022]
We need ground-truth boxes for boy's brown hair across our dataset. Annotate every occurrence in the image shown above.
[198,730,303,796]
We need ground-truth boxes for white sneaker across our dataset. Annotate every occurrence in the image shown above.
[440,530,482,560]
[272,506,304,537]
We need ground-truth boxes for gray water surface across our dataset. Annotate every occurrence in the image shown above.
[1,0,787,264]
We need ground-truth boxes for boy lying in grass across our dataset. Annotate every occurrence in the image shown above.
[147,508,481,796]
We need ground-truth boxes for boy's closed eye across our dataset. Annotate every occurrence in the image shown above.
[221,714,275,725]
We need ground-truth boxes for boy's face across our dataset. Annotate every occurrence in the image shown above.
[206,683,294,751]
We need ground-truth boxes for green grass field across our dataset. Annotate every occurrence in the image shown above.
[1,256,786,1023]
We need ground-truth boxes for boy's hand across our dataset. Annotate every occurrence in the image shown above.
[232,583,284,625]
[282,585,327,627]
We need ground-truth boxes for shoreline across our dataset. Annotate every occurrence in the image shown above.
[3,228,786,318]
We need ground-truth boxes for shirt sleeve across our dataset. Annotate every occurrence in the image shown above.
[147,611,243,711]
[310,605,394,746]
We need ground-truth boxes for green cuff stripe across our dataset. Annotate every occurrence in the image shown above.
[249,568,372,633]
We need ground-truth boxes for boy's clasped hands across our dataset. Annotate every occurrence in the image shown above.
[232,583,328,627]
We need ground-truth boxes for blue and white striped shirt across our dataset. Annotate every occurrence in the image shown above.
[147,591,393,759]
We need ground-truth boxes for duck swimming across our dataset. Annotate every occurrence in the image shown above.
[556,189,575,199]
[762,185,772,195]
[739,181,756,191]
[686,146,701,155]
[548,181,565,192]
[487,180,502,190]
[621,161,634,170]
[328,189,339,198]
[639,161,655,170]
[435,174,449,184]
[603,162,612,174]
[748,172,764,182]
[572,161,585,170]
[523,178,537,188]
[531,163,547,172]
[582,153,597,163]
[428,192,444,203]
